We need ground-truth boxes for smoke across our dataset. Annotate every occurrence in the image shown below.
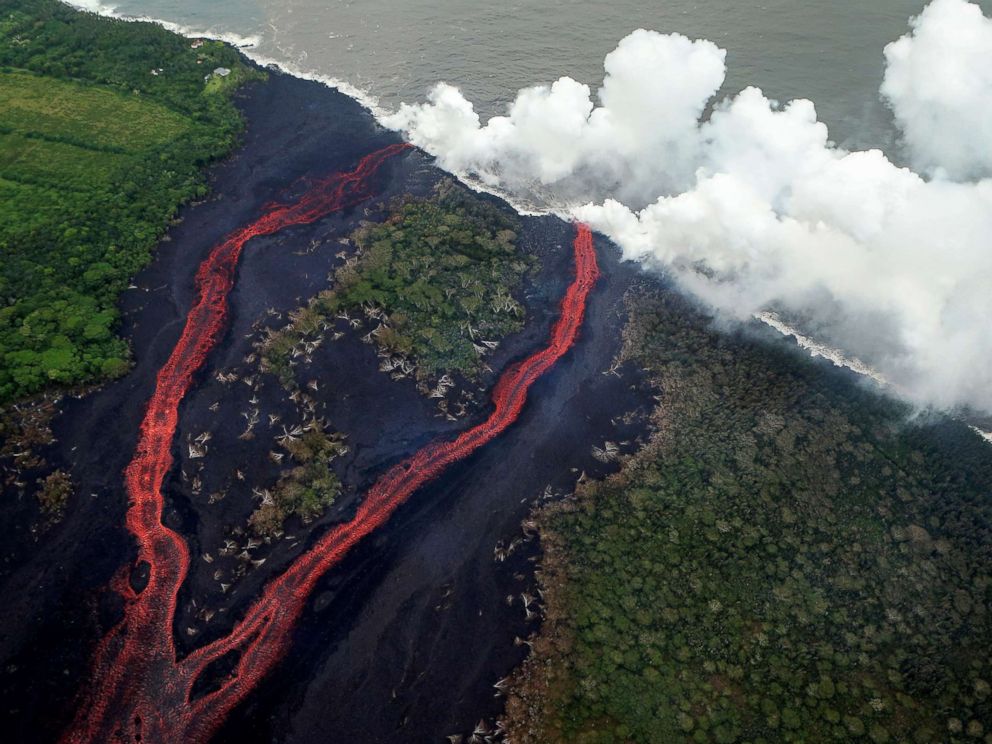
[882,0,992,179]
[384,0,992,414]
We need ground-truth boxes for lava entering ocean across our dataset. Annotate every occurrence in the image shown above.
[63,142,599,743]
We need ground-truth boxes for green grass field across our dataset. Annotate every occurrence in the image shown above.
[0,0,260,401]
[0,70,190,207]
[0,70,190,151]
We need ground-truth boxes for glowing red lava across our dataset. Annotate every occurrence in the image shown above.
[64,141,598,743]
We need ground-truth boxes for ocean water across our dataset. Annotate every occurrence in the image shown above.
[84,0,989,155]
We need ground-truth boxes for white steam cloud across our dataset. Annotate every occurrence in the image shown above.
[384,0,992,414]
[385,29,726,206]
[882,0,992,179]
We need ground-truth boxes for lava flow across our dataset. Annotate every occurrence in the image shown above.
[64,141,598,741]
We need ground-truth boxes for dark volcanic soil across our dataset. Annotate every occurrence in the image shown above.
[0,69,653,743]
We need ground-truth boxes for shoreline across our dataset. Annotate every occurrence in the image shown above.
[8,4,988,741]
[55,2,992,442]
[58,0,560,218]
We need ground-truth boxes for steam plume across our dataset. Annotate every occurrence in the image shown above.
[384,0,992,413]
[882,0,992,179]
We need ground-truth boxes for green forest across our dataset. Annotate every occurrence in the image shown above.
[261,180,533,387]
[0,0,259,402]
[505,289,992,744]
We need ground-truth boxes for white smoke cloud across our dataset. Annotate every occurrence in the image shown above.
[385,29,725,205]
[384,1,992,414]
[882,0,992,179]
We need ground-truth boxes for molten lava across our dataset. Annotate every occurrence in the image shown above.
[64,141,599,743]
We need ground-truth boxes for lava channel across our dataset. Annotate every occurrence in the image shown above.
[63,142,599,743]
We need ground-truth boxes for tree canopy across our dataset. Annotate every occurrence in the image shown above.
[505,289,992,744]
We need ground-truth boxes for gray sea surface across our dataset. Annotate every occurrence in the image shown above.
[101,0,989,159]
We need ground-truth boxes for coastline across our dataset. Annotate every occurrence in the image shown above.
[59,0,387,120]
[58,0,559,217]
[55,1,992,448]
[4,6,989,743]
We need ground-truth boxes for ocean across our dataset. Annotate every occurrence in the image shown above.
[69,0,992,415]
[74,0,991,156]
